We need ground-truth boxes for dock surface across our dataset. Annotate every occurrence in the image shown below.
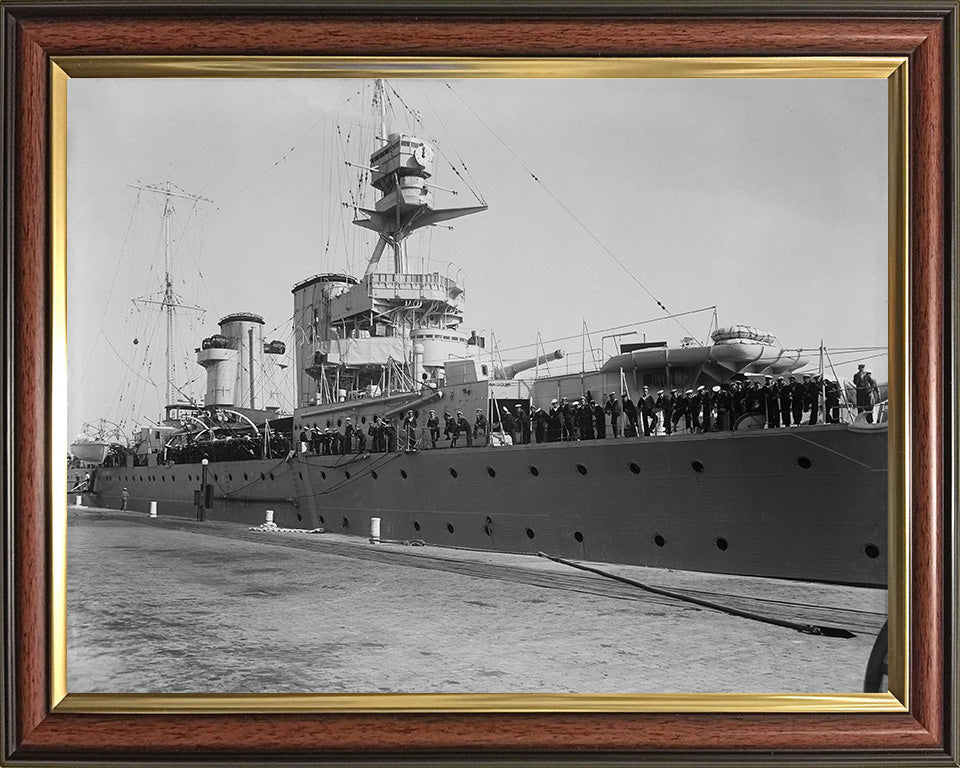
[67,506,886,694]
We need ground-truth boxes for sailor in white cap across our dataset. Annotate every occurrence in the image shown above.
[532,404,548,443]
[859,368,880,423]
[776,376,793,427]
[427,409,440,449]
[604,392,621,437]
[655,388,673,435]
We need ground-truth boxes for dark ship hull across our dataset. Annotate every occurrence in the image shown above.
[81,423,887,586]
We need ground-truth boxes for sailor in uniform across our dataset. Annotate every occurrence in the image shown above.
[593,400,606,439]
[790,376,805,425]
[402,410,418,452]
[547,399,562,442]
[711,385,727,431]
[777,376,792,427]
[763,375,780,428]
[456,410,473,447]
[657,389,674,435]
[604,393,621,437]
[516,404,532,444]
[532,406,549,443]
[427,410,440,449]
[473,409,488,442]
[642,386,658,436]
[560,398,575,441]
[501,406,518,445]
[621,392,639,437]
[578,399,595,440]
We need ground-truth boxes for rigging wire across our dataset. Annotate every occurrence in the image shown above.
[494,306,716,355]
[68,190,143,411]
[442,81,697,340]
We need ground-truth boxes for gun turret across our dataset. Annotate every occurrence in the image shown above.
[496,350,564,379]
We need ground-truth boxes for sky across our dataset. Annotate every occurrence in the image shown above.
[66,77,888,439]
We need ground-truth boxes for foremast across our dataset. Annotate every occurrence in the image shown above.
[291,80,488,408]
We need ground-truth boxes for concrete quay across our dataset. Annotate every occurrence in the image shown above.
[67,505,886,694]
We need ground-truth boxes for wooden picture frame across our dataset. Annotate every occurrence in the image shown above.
[2,2,957,764]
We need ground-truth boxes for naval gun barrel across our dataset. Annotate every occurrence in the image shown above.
[381,387,444,419]
[497,349,564,379]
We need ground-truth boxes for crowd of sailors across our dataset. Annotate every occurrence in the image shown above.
[119,366,881,465]
[160,431,292,465]
[292,367,881,455]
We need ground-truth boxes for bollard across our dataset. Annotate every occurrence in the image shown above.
[265,509,275,525]
[149,501,157,518]
[369,517,381,544]
[75,495,82,507]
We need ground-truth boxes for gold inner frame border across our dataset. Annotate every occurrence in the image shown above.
[48,55,909,715]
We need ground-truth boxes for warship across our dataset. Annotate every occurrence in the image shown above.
[71,81,888,586]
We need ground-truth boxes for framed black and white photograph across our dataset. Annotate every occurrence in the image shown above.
[2,3,956,766]
[63,68,893,698]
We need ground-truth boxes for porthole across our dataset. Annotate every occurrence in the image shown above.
[796,456,812,469]
[528,466,540,477]
[186,475,191,482]
[269,472,275,481]
[260,472,265,481]
[653,534,666,548]
[628,462,641,474]
[161,475,165,482]
[413,520,421,531]
[446,523,455,534]
[298,471,303,480]
[228,474,234,481]
[525,527,535,539]
[487,467,496,478]
[371,470,379,480]
[320,471,327,480]
[296,513,303,522]
[864,543,880,559]
[337,419,343,427]
[344,471,351,480]
[715,537,729,551]
[400,470,408,479]
[691,461,704,473]
[341,517,349,528]
[213,474,219,481]
[243,473,248,481]
[576,464,588,475]
[449,468,458,478]
[361,415,367,424]
[483,524,492,536]
[574,531,584,543]
[326,420,331,428]
[319,515,325,524]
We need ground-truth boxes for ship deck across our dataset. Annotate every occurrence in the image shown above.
[67,504,887,694]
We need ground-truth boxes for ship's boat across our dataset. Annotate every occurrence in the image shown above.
[74,80,888,587]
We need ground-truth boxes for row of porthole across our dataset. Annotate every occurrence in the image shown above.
[101,455,816,487]
[107,470,283,484]
[397,522,880,561]
[423,456,816,481]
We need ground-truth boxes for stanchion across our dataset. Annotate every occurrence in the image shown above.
[75,495,82,507]
[149,501,158,518]
[369,517,381,544]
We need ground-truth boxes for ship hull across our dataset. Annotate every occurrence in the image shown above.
[84,424,888,585]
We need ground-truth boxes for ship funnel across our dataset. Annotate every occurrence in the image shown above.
[497,349,564,379]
